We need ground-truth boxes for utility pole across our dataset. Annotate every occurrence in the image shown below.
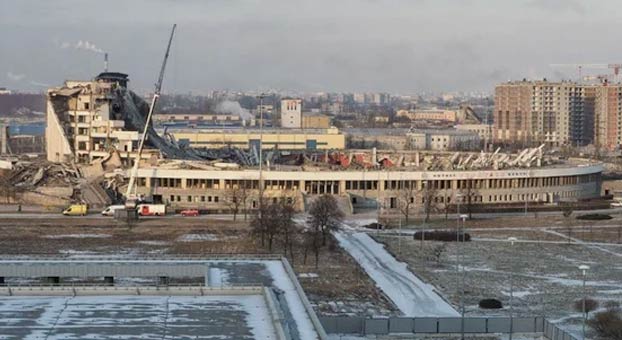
[508,237,518,340]
[257,94,266,210]
[579,265,590,340]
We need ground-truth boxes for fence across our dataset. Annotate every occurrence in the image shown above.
[544,319,580,340]
[320,316,579,340]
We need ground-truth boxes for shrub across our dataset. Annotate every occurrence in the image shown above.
[588,309,622,340]
[574,298,599,315]
[605,300,621,311]
[479,299,503,309]
[413,230,471,242]
[362,222,384,230]
[576,214,612,220]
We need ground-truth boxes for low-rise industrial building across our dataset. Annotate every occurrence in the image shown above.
[396,109,457,122]
[345,128,480,151]
[170,127,345,150]
[302,113,331,129]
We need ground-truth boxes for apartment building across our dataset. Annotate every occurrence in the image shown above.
[494,81,595,146]
[594,85,622,150]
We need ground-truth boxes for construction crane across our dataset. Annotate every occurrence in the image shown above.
[550,63,622,82]
[125,24,176,209]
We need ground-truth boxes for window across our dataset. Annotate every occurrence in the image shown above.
[214,196,219,203]
[84,103,90,110]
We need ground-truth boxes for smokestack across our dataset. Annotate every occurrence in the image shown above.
[104,53,108,72]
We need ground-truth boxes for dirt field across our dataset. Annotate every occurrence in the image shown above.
[0,215,395,316]
[374,213,622,336]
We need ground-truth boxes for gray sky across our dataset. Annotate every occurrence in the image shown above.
[1,0,621,94]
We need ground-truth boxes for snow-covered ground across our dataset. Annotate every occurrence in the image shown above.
[334,231,459,317]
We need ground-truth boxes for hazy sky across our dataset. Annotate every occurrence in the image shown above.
[1,0,621,94]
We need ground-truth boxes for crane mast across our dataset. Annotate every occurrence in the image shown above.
[125,24,176,208]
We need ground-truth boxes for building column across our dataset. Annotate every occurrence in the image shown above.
[339,180,346,195]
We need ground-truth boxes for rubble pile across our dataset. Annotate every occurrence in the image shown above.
[6,160,80,189]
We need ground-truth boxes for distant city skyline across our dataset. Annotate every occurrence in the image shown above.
[1,0,621,93]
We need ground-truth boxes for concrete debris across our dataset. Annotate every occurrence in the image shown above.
[5,160,80,189]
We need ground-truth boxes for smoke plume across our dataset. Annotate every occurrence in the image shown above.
[61,40,105,54]
[215,100,253,121]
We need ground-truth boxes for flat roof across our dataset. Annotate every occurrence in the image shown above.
[0,295,277,339]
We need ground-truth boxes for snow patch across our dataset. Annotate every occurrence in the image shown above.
[334,231,459,317]
[45,234,111,239]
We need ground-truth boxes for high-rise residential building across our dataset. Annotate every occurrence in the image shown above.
[280,98,302,128]
[494,80,596,146]
[594,85,622,150]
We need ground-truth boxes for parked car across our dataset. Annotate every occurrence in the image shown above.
[101,205,125,216]
[180,209,199,217]
[62,204,88,216]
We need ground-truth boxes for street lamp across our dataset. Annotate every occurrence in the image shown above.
[508,237,518,340]
[579,264,590,340]
[256,94,267,209]
[459,213,468,340]
[454,192,463,333]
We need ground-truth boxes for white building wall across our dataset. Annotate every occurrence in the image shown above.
[281,99,302,128]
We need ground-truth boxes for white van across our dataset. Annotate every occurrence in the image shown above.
[101,205,125,216]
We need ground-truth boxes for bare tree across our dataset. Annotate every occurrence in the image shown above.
[459,180,479,220]
[562,204,573,243]
[432,243,447,266]
[225,186,243,221]
[251,195,269,247]
[277,197,297,261]
[397,181,416,224]
[574,298,599,319]
[421,185,438,223]
[308,194,344,246]
[307,194,344,268]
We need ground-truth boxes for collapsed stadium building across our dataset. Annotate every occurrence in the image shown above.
[43,73,604,214]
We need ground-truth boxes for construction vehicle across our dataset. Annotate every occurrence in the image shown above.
[137,204,166,216]
[62,204,88,216]
[120,24,176,220]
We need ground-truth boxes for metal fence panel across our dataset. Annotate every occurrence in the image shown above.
[513,317,537,333]
[320,316,363,334]
[463,318,487,333]
[319,317,337,334]
[364,318,389,335]
[487,318,511,333]
[388,317,414,333]
[438,318,461,333]
[545,321,554,338]
[413,318,438,333]
[535,317,544,333]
